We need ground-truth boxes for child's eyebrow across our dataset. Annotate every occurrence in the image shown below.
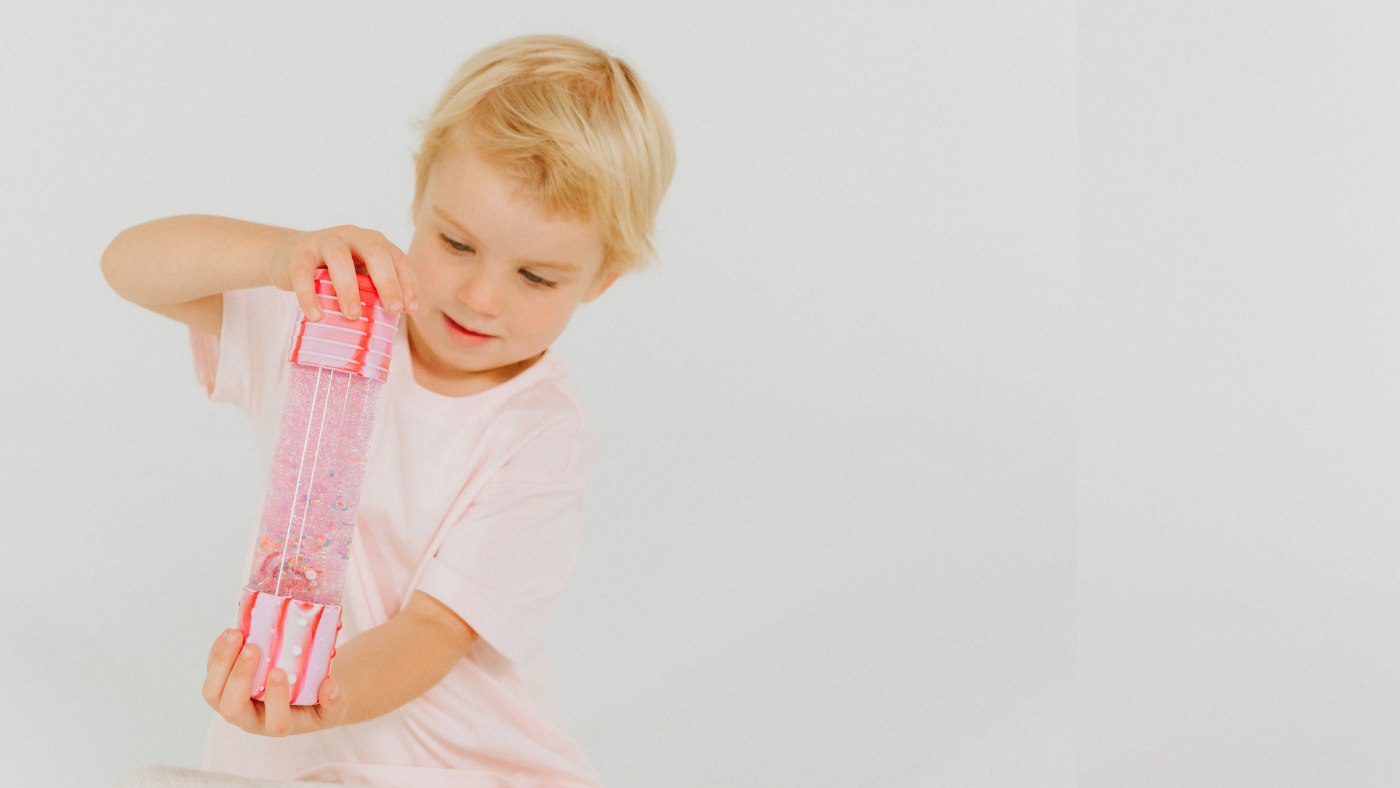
[519,259,581,274]
[432,204,478,240]
[432,204,581,274]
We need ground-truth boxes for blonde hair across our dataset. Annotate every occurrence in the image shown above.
[414,35,676,276]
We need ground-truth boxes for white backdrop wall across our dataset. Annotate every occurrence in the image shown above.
[1,2,1080,787]
[1079,3,1400,785]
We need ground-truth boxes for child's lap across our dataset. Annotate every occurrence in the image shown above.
[117,765,377,788]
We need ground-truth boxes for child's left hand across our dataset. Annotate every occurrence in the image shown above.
[202,628,348,737]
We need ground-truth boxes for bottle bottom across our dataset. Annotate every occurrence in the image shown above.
[236,587,343,705]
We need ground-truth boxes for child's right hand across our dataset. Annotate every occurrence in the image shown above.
[203,628,349,737]
[265,225,419,321]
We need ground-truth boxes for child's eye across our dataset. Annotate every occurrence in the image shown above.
[440,233,474,254]
[519,268,556,288]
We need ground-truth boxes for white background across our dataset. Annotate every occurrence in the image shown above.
[3,2,1077,787]
[1078,3,1400,785]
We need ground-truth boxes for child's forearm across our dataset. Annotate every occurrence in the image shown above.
[101,215,296,307]
[329,590,478,725]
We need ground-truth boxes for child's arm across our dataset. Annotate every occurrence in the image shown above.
[101,216,418,334]
[202,590,477,736]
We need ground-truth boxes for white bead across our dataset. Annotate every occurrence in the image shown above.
[297,617,308,627]
[285,673,296,686]
[305,570,317,580]
[291,646,303,656]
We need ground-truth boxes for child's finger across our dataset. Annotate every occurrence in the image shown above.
[290,264,322,322]
[321,242,363,321]
[390,245,419,314]
[312,676,348,728]
[218,642,263,731]
[261,669,293,736]
[205,628,241,672]
[356,236,404,315]
[202,629,243,710]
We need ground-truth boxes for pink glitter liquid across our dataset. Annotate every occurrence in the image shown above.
[247,363,382,606]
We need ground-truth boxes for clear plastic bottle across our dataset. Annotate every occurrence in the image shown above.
[236,270,397,704]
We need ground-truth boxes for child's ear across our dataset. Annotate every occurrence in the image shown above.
[582,269,620,303]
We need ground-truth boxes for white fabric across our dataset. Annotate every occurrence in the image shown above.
[118,764,375,788]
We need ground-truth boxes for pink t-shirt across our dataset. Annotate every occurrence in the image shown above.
[190,286,603,788]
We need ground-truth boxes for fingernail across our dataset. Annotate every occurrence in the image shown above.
[329,685,340,701]
[222,630,238,645]
[240,645,254,660]
[388,300,401,313]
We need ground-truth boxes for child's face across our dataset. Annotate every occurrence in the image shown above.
[404,143,615,394]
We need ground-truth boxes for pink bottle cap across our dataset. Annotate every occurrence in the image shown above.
[288,270,399,382]
[237,587,343,705]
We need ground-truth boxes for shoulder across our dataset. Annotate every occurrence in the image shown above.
[482,353,592,474]
[220,286,304,369]
[225,285,301,329]
[486,351,586,430]
[200,286,303,413]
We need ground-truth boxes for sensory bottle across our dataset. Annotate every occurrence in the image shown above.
[236,270,397,704]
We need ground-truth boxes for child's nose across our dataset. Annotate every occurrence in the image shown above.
[456,271,503,317]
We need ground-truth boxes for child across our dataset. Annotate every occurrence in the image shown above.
[102,34,674,788]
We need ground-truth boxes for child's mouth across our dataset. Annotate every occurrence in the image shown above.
[443,313,495,348]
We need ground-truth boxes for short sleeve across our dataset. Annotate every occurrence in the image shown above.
[189,286,301,414]
[416,414,590,664]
